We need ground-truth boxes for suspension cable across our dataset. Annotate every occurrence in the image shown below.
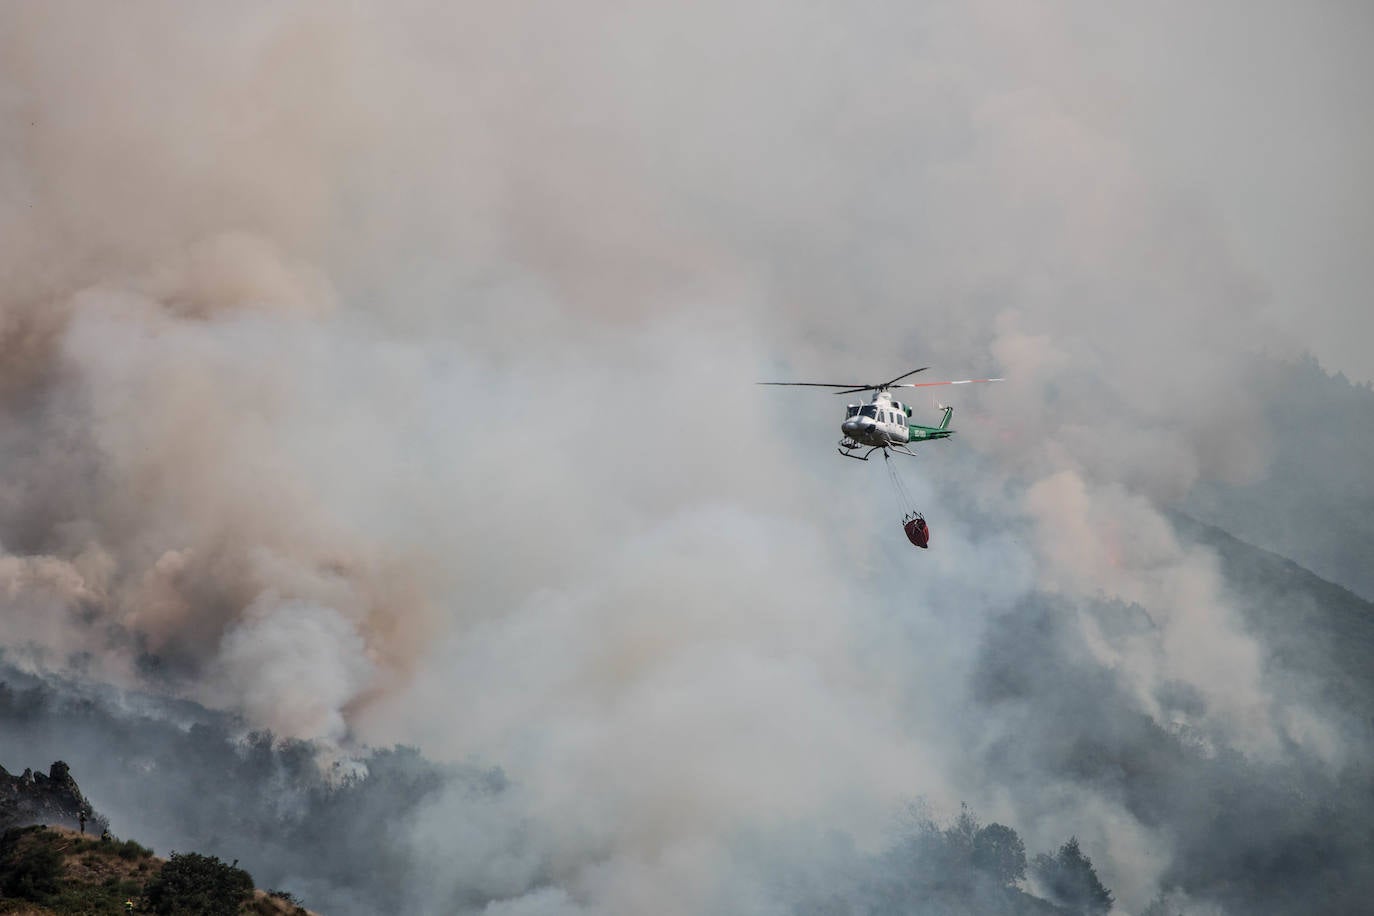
[883,451,918,516]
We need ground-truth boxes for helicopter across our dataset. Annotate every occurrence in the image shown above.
[758,367,1003,550]
[758,367,1003,461]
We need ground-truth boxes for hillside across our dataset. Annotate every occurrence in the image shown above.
[1186,354,1374,600]
[3,502,1373,912]
[0,825,313,916]
[1171,510,1374,738]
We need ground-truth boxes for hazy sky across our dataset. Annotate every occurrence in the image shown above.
[1,3,1370,913]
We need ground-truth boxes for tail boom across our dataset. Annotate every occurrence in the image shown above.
[907,405,955,441]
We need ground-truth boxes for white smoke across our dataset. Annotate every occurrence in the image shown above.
[1,1,1368,913]
[214,595,375,743]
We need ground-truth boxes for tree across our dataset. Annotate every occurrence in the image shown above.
[144,851,254,916]
[972,823,1027,886]
[933,802,981,870]
[1032,837,1113,914]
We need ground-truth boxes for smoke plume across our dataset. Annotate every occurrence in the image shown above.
[2,2,1371,913]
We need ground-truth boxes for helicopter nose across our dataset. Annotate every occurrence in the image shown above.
[842,417,870,436]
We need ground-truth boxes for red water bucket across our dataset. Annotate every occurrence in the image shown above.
[903,517,930,549]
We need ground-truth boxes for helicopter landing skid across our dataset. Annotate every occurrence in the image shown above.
[837,438,877,460]
[836,441,919,461]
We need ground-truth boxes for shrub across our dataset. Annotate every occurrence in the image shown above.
[0,827,63,902]
[144,851,254,916]
[115,838,154,860]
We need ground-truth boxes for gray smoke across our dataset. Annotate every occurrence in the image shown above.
[2,2,1371,913]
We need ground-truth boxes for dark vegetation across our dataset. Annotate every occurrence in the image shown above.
[0,827,63,903]
[0,825,308,915]
[1031,838,1113,915]
[869,806,1066,915]
[793,804,1105,915]
[1,824,154,914]
[145,852,254,915]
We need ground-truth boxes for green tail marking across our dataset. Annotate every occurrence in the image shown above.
[907,406,955,442]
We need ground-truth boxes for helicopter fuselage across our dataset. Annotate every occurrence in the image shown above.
[841,395,911,447]
[839,392,954,452]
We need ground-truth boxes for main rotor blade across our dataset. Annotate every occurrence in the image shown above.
[757,382,870,388]
[827,367,933,394]
[878,367,930,388]
[889,377,1004,388]
[761,368,956,394]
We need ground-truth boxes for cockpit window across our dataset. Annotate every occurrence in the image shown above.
[859,405,877,418]
[846,405,860,418]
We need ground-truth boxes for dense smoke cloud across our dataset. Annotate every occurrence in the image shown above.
[2,2,1371,913]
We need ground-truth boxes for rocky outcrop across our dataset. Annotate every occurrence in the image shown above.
[0,760,107,834]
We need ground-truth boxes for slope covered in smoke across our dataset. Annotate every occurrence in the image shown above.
[0,662,1098,915]
[1170,512,1374,748]
[0,662,508,915]
[1186,355,1374,600]
[967,593,1374,916]
[6,503,1374,915]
